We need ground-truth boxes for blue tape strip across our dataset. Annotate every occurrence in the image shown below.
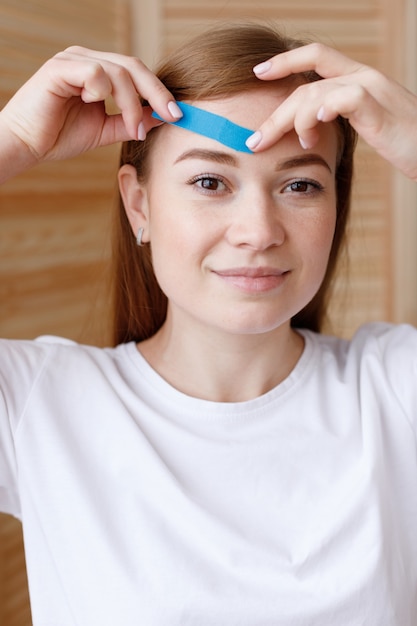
[152,102,254,153]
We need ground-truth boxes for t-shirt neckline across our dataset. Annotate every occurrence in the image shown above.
[121,329,316,420]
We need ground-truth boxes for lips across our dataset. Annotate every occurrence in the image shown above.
[213,266,289,293]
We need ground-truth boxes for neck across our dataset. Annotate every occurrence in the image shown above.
[137,315,304,403]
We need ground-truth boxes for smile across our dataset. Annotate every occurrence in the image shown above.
[213,267,289,294]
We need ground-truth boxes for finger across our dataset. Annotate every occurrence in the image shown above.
[317,84,387,145]
[133,106,164,141]
[295,84,384,150]
[99,113,135,145]
[142,106,164,132]
[247,81,333,151]
[45,54,113,100]
[92,61,145,139]
[249,80,384,153]
[253,42,364,82]
[99,106,164,147]
[54,47,182,140]
[62,46,182,122]
[80,106,161,147]
[45,54,141,140]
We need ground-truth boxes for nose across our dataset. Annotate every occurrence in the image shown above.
[226,189,285,251]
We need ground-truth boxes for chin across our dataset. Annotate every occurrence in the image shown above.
[217,313,292,337]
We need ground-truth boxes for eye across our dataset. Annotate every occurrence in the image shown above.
[199,177,223,191]
[283,179,324,194]
[188,174,229,195]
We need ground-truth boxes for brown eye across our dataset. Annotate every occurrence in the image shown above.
[290,181,309,192]
[200,177,220,190]
[189,174,229,194]
[284,179,324,195]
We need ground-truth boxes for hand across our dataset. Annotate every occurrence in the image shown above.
[0,46,181,165]
[249,43,417,181]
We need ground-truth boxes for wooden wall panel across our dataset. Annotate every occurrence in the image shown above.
[0,0,415,623]
[0,1,129,624]
[0,191,114,342]
[0,515,31,626]
[0,0,128,345]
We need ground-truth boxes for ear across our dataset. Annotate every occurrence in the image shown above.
[118,164,150,242]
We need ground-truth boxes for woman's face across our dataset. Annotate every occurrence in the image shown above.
[128,86,338,338]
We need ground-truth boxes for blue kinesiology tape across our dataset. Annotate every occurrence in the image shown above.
[152,102,254,153]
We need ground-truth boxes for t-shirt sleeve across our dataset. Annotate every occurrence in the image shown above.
[356,323,417,438]
[0,339,49,517]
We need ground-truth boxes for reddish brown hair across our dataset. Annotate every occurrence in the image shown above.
[112,23,357,345]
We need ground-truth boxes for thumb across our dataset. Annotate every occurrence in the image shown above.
[143,105,165,133]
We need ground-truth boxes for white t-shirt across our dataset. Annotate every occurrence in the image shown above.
[0,322,416,625]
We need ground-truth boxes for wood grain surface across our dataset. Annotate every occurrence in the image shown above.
[0,0,414,623]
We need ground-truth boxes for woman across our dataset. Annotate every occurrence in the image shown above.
[0,23,416,626]
[114,25,356,345]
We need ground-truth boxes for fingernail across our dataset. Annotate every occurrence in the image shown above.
[167,101,183,119]
[317,106,325,121]
[138,122,146,141]
[245,131,262,151]
[253,61,272,76]
[299,136,310,150]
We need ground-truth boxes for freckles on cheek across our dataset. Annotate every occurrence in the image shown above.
[299,216,337,274]
[296,208,336,243]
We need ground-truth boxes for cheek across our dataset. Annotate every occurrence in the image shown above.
[297,207,337,272]
[145,198,212,297]
[317,211,337,251]
[148,188,222,254]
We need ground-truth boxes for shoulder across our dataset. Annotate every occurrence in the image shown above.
[0,335,135,395]
[0,335,117,369]
[352,322,416,371]
[303,322,417,422]
[350,321,417,394]
[0,336,137,428]
[305,321,417,365]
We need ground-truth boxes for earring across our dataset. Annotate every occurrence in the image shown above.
[136,227,144,247]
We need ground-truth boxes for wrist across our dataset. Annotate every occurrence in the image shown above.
[0,114,39,184]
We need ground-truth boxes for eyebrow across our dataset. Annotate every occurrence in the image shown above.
[174,149,333,173]
[278,154,333,174]
[174,149,237,166]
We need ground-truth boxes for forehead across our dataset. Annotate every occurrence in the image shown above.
[150,84,339,167]
[193,84,296,131]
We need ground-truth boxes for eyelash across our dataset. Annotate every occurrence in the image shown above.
[187,174,325,196]
[284,179,325,195]
[187,174,229,195]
